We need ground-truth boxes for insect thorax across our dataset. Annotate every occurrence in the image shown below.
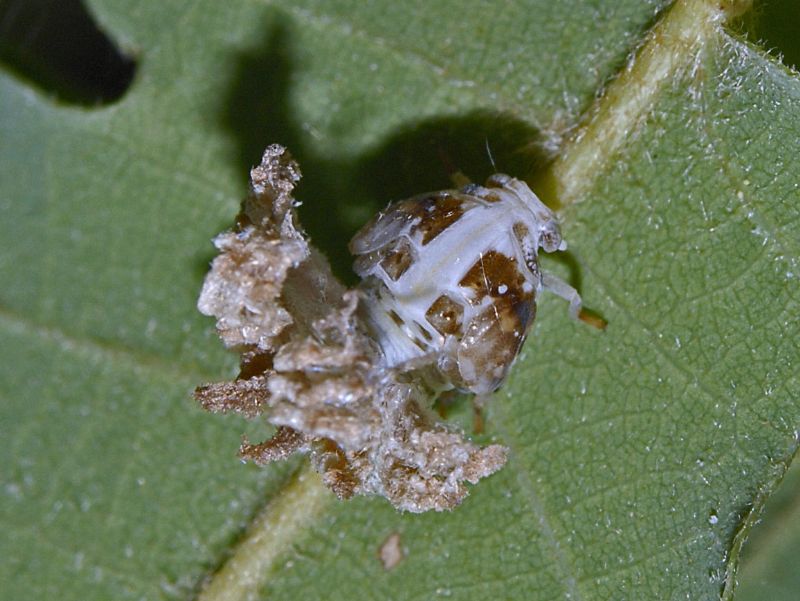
[350,175,564,395]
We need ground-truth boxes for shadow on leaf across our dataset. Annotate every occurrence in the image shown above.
[217,10,579,288]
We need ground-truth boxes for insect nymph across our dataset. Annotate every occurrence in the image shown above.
[351,173,590,395]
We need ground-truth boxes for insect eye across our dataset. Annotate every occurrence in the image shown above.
[539,222,563,253]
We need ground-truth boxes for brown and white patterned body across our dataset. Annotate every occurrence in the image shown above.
[350,173,575,395]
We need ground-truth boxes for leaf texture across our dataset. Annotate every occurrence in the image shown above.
[1,1,798,600]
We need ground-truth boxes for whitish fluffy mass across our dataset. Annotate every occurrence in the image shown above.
[195,145,506,512]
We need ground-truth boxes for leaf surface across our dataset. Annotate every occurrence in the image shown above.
[1,1,798,600]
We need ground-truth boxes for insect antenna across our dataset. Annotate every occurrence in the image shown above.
[484,137,498,173]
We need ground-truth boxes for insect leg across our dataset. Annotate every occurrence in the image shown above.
[542,272,606,329]
[436,146,472,188]
[541,271,583,320]
[472,393,490,434]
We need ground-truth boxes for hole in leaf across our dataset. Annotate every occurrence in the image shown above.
[738,0,800,71]
[0,0,136,105]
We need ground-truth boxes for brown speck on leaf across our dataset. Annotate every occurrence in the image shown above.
[378,532,405,571]
[194,144,507,512]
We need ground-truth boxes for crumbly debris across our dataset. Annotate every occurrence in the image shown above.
[195,144,507,512]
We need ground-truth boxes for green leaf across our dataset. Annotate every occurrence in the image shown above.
[1,1,798,600]
[735,456,800,601]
